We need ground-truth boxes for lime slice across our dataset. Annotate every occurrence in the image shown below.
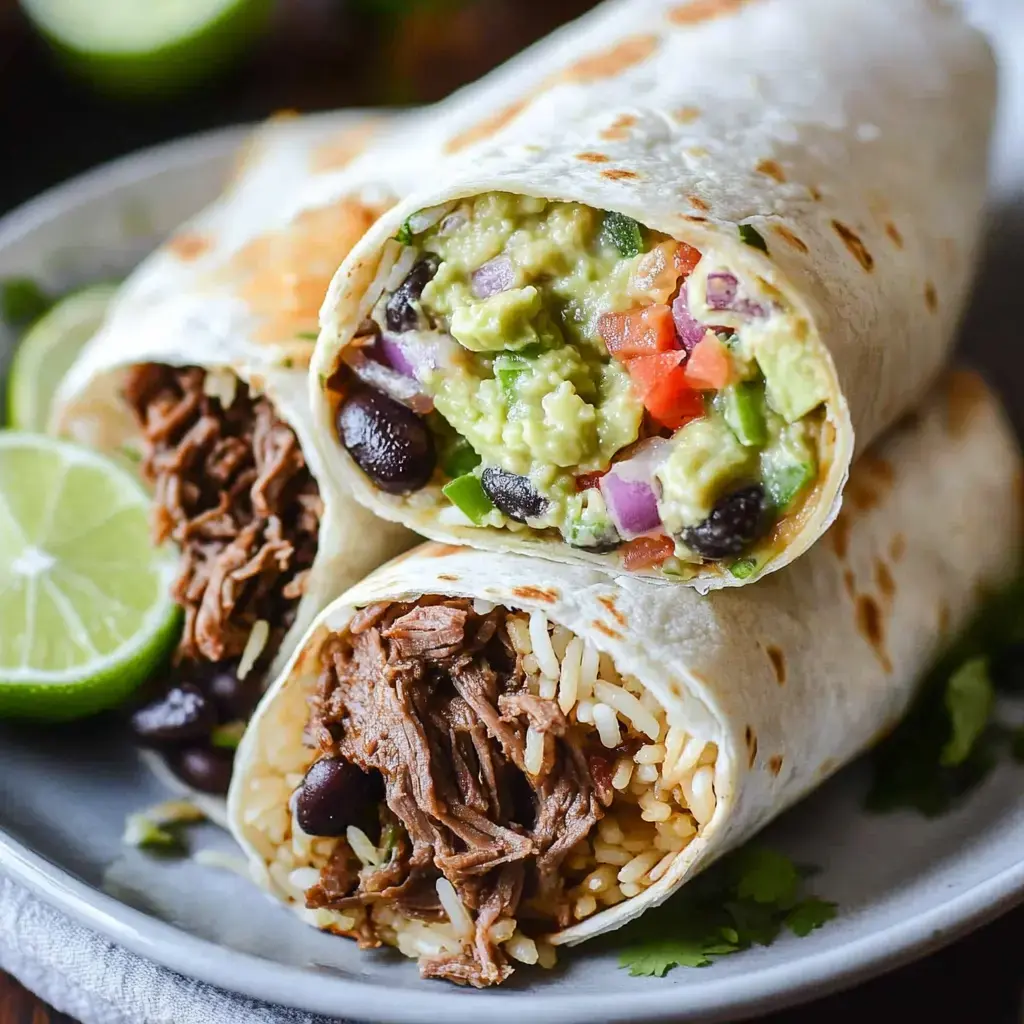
[19,0,274,96]
[6,283,118,433]
[0,433,181,721]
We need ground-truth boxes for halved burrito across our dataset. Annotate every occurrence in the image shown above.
[50,112,418,807]
[229,371,1022,987]
[312,0,996,588]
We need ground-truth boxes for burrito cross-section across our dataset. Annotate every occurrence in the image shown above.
[230,372,1022,987]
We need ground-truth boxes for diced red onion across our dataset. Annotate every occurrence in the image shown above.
[343,349,434,414]
[471,255,515,299]
[439,210,468,235]
[377,333,416,377]
[705,270,767,318]
[671,285,709,352]
[598,439,670,540]
[393,329,463,378]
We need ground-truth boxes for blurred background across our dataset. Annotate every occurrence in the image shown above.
[0,0,600,212]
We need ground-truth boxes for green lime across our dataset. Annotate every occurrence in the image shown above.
[0,433,181,721]
[19,0,274,97]
[7,283,118,433]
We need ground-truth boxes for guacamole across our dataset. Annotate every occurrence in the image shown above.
[334,191,830,571]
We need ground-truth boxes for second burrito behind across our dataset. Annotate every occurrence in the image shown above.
[229,371,1021,987]
[313,0,996,589]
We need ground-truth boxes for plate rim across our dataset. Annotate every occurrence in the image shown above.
[2,124,1024,1024]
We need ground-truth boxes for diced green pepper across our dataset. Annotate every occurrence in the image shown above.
[442,473,495,524]
[722,381,768,447]
[441,437,482,478]
[729,557,758,580]
[765,461,815,511]
[1,277,52,327]
[738,224,769,253]
[211,720,247,750]
[601,211,645,257]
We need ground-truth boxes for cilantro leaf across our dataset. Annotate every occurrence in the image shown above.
[601,212,645,257]
[614,846,834,979]
[786,898,837,938]
[395,219,414,245]
[1,277,52,327]
[738,224,769,253]
[940,658,993,766]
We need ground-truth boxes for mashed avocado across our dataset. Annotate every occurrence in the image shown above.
[357,191,829,567]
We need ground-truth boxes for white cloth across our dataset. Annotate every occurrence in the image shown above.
[0,873,339,1024]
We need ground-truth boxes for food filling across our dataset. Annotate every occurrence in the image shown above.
[330,192,829,577]
[124,364,322,793]
[245,598,718,987]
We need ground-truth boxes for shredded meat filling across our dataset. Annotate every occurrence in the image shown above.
[307,601,604,987]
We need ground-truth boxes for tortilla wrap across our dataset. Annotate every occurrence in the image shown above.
[50,112,423,820]
[228,370,1022,985]
[312,0,996,590]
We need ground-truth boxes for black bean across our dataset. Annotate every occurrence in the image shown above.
[338,389,436,494]
[208,667,260,721]
[170,746,235,794]
[130,685,216,744]
[385,254,441,332]
[682,484,769,560]
[295,757,384,837]
[480,467,548,522]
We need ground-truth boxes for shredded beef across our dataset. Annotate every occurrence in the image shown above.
[124,364,322,791]
[307,601,604,987]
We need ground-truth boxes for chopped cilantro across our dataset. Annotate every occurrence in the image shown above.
[122,813,186,854]
[729,557,758,580]
[614,846,835,978]
[738,224,769,253]
[867,579,1024,817]
[211,720,247,751]
[395,219,414,245]
[1,277,52,327]
[295,331,319,341]
[601,212,645,258]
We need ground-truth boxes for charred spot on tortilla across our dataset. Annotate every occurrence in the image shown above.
[831,220,874,272]
[511,586,558,604]
[592,620,624,640]
[425,543,465,558]
[601,169,640,181]
[945,370,988,438]
[765,645,786,686]
[667,0,760,26]
[938,600,952,636]
[688,194,710,212]
[843,568,856,599]
[561,34,661,83]
[683,214,708,223]
[755,159,786,184]
[874,559,895,602]
[808,185,823,202]
[168,231,212,262]
[769,754,784,777]
[745,725,758,768]
[674,105,701,124]
[598,595,627,628]
[924,281,938,313]
[829,513,851,561]
[856,594,891,672]
[884,221,904,248]
[310,123,381,172]
[577,152,610,163]
[600,113,638,141]
[438,574,460,582]
[444,98,533,154]
[773,225,809,254]
[889,534,906,563]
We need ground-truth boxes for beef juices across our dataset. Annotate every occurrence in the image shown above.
[229,372,1024,986]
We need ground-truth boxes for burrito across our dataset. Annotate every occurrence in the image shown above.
[50,112,419,805]
[311,0,996,588]
[229,371,1022,987]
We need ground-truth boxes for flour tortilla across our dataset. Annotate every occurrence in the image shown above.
[230,370,1022,949]
[313,0,997,591]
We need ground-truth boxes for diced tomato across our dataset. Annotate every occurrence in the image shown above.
[598,304,677,359]
[625,352,704,430]
[682,335,733,390]
[674,242,702,280]
[622,535,676,571]
[575,470,607,492]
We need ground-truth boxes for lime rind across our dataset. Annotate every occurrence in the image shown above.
[0,433,181,721]
[6,283,118,432]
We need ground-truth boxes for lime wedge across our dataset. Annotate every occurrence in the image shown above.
[19,0,274,96]
[0,433,181,721]
[7,283,118,433]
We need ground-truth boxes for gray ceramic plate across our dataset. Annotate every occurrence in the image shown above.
[2,121,1024,1024]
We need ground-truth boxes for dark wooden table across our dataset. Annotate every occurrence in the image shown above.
[0,1,1021,1021]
